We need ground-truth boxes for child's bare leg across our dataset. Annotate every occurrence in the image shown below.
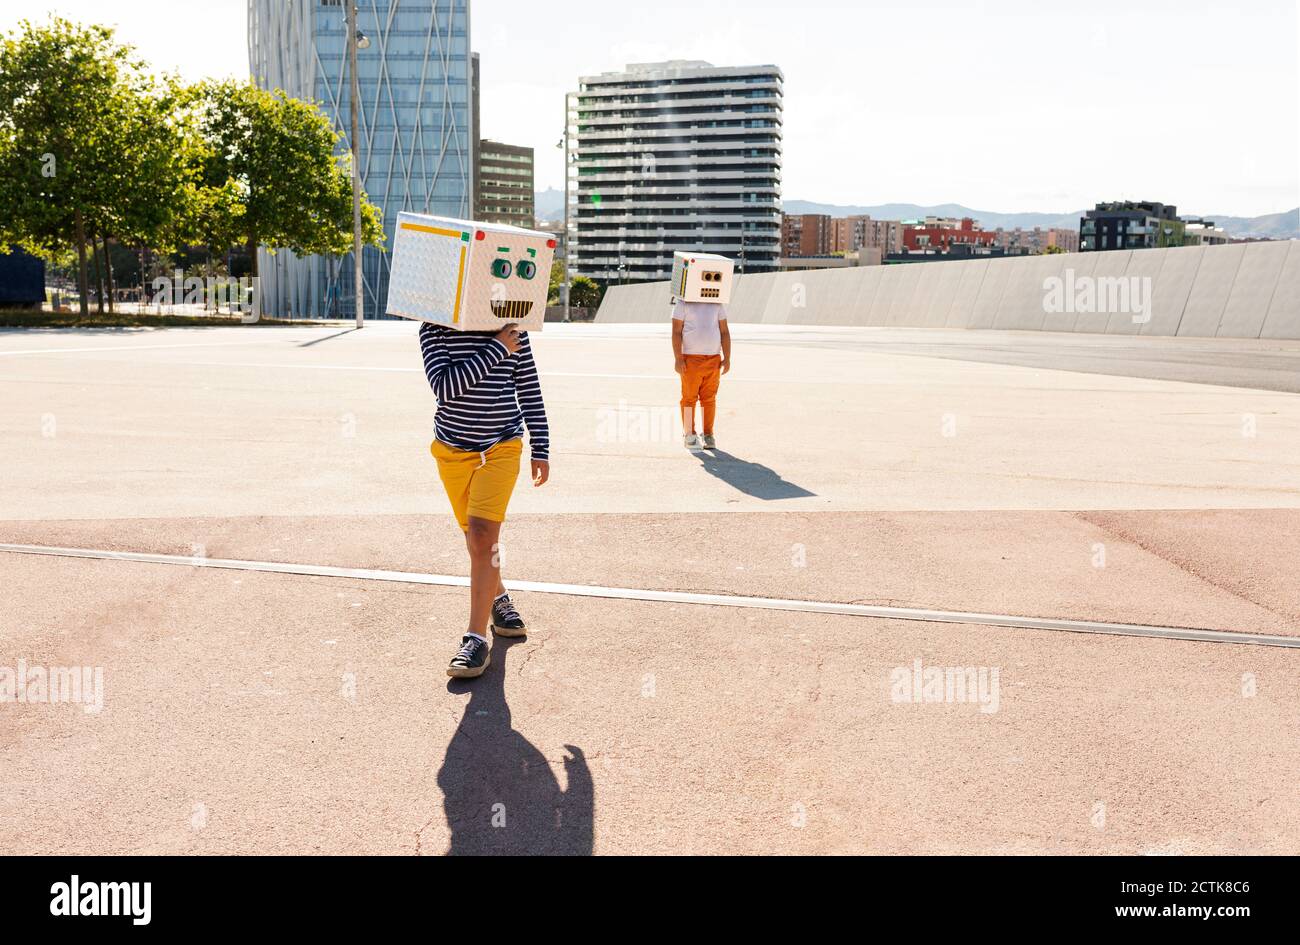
[681,404,696,435]
[464,516,502,634]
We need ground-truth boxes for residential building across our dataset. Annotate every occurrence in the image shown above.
[780,214,904,258]
[781,213,832,256]
[475,140,534,229]
[902,217,996,252]
[993,227,1079,254]
[567,60,783,284]
[1183,218,1229,245]
[1079,201,1186,251]
[831,215,903,256]
[248,0,473,318]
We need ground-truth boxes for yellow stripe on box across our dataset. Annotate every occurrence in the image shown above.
[400,222,466,239]
[453,245,466,323]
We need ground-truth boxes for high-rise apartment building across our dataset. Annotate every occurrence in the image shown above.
[248,0,473,318]
[567,60,783,284]
[475,140,534,229]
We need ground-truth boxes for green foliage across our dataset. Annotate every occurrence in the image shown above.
[0,17,136,256]
[183,79,384,269]
[545,262,602,310]
[569,275,602,309]
[547,259,563,304]
[0,16,384,292]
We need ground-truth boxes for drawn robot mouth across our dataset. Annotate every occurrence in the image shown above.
[490,300,533,319]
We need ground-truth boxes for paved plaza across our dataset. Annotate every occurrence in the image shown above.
[1,321,1297,853]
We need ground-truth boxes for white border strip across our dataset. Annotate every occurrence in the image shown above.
[2,542,1295,649]
[0,339,296,358]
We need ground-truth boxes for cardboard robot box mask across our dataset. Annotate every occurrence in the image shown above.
[386,212,556,331]
[671,251,734,305]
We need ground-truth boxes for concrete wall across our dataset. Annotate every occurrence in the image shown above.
[595,242,1300,340]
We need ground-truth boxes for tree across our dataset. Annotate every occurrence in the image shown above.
[184,80,384,290]
[569,276,603,309]
[3,20,382,321]
[0,18,145,315]
[547,259,564,304]
[108,75,203,261]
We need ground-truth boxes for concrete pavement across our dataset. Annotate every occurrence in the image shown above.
[3,552,1296,855]
[1,322,1297,854]
[0,322,1296,518]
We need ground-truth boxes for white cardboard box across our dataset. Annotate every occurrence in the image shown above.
[385,212,555,331]
[670,251,735,304]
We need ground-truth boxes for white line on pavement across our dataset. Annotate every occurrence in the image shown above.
[2,542,1295,649]
[70,359,679,379]
[0,339,297,357]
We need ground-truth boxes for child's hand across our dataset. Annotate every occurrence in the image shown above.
[721,358,730,375]
[495,324,521,354]
[531,459,549,487]
[674,356,685,374]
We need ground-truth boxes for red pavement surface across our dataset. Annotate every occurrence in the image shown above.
[2,324,1297,854]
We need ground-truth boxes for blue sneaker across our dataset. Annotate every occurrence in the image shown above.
[447,634,490,678]
[491,593,527,637]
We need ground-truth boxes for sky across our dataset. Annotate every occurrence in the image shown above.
[3,0,1297,217]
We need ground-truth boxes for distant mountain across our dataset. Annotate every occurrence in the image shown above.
[534,187,564,222]
[1195,209,1299,239]
[782,200,1299,240]
[536,188,1299,239]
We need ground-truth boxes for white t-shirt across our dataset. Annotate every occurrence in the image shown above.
[672,300,727,355]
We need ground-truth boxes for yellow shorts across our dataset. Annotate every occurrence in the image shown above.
[431,438,523,532]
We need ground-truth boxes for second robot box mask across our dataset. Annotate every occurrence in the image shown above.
[670,251,735,305]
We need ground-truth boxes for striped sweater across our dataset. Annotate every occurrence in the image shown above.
[418,323,550,461]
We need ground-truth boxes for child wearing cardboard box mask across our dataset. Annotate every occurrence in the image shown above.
[670,252,733,450]
[386,212,555,680]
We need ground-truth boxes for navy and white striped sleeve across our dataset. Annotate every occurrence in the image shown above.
[419,322,508,402]
[514,332,550,461]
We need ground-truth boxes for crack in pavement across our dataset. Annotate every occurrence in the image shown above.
[1073,511,1299,627]
[516,634,552,677]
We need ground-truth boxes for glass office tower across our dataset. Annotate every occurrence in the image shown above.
[248,0,473,318]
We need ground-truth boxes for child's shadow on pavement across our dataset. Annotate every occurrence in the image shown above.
[695,449,817,500]
[437,637,594,855]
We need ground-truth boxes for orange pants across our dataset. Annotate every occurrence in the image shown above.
[680,354,721,434]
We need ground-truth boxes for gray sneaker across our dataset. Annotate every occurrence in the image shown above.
[684,433,701,449]
[700,433,716,449]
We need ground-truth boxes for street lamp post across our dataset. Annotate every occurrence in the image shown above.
[557,93,573,322]
[346,4,369,329]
